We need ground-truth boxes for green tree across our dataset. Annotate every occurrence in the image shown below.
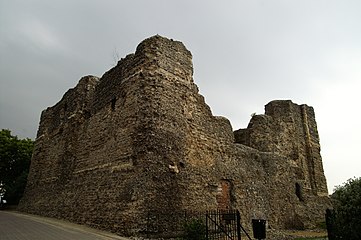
[328,177,361,240]
[0,129,34,205]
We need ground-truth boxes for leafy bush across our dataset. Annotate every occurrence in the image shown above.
[183,218,206,240]
[327,177,361,240]
[315,221,327,230]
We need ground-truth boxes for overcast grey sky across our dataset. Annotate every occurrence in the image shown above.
[1,0,360,192]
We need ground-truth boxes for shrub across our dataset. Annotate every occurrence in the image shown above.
[327,177,361,240]
[183,218,206,240]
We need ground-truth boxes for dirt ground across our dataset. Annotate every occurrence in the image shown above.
[266,229,328,240]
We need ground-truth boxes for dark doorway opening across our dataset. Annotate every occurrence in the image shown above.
[295,183,303,201]
[111,97,116,111]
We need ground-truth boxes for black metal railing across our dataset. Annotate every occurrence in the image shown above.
[205,210,240,240]
[144,209,252,240]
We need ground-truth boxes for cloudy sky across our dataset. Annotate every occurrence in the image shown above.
[1,0,360,192]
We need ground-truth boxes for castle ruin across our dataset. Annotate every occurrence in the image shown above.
[19,35,331,236]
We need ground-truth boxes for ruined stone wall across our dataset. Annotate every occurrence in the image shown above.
[19,35,331,236]
[234,100,328,197]
[234,100,330,228]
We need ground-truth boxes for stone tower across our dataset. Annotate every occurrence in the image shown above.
[19,35,331,235]
[235,100,328,197]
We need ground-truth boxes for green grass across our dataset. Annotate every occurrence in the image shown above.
[294,238,327,240]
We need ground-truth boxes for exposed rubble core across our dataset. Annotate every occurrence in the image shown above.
[19,35,331,236]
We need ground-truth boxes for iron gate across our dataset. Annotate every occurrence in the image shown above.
[205,210,241,240]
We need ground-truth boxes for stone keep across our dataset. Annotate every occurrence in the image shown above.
[19,35,331,235]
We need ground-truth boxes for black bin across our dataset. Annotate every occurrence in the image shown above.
[252,219,266,239]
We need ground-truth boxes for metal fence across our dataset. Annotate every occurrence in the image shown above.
[205,210,241,240]
[144,209,249,240]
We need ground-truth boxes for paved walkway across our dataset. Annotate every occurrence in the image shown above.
[0,211,127,240]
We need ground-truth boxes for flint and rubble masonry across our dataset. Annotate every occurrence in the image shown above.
[19,35,331,236]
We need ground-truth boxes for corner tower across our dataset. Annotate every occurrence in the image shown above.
[19,35,232,234]
[235,100,328,197]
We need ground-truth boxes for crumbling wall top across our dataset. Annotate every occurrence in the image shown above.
[135,35,193,79]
